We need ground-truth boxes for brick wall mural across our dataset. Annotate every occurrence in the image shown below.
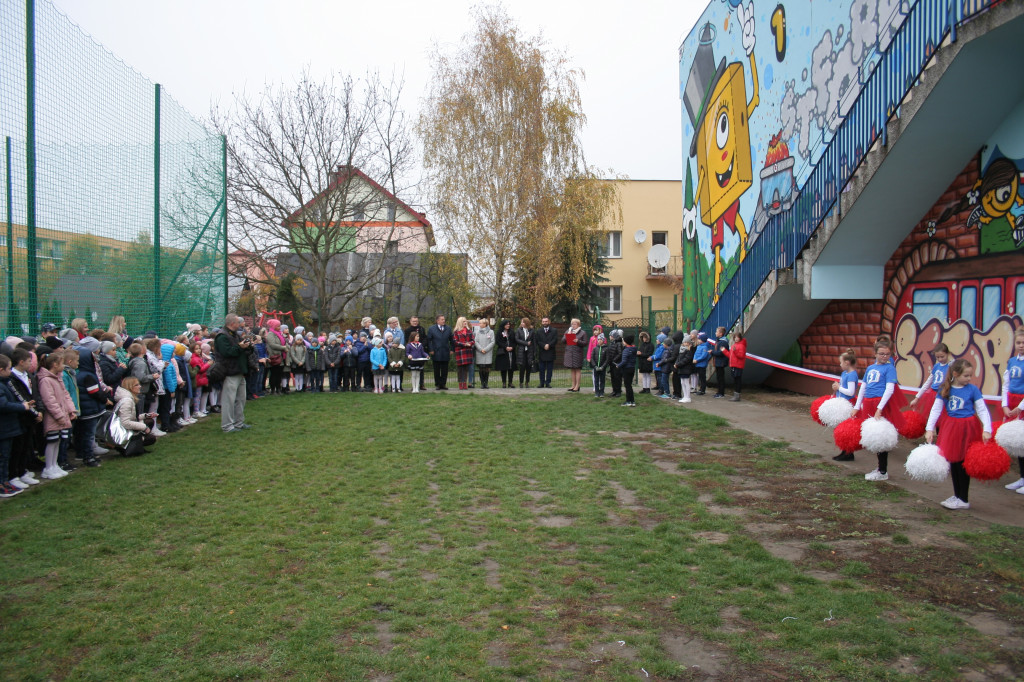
[798,144,1024,395]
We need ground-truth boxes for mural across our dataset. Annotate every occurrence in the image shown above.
[680,0,915,314]
[797,136,1024,395]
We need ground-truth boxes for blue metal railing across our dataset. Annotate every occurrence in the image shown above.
[697,0,982,335]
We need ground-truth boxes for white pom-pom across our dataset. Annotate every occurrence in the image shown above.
[904,444,949,483]
[818,397,855,428]
[861,417,899,453]
[995,420,1024,458]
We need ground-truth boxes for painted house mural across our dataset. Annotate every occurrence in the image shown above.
[679,0,916,321]
[798,112,1024,396]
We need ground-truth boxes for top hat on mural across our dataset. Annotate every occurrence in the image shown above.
[684,22,726,157]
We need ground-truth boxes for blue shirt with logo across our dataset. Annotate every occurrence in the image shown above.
[837,370,859,403]
[863,362,897,399]
[1007,356,1024,395]
[929,361,949,391]
[944,383,982,418]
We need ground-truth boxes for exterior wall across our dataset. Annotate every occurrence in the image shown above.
[599,180,682,322]
[797,109,1024,395]
[678,0,917,320]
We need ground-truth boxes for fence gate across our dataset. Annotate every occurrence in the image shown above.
[641,294,678,338]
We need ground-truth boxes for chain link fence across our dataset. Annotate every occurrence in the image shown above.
[1,0,226,337]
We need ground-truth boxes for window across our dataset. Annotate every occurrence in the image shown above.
[594,285,622,314]
[0,235,5,247]
[912,287,948,323]
[51,240,64,260]
[1016,282,1024,318]
[652,231,667,246]
[16,237,25,249]
[387,203,397,222]
[600,231,621,258]
[982,284,1001,330]
[960,285,977,326]
[352,205,365,222]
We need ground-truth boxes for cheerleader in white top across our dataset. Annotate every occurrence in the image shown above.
[909,342,951,417]
[831,348,860,462]
[854,337,907,481]
[1002,329,1024,492]
[925,359,992,510]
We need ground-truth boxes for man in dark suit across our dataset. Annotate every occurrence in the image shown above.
[426,315,453,390]
[535,317,558,388]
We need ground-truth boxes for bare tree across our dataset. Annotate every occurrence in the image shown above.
[214,69,424,325]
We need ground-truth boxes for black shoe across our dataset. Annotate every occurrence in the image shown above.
[833,452,855,461]
[439,386,448,390]
[84,458,101,467]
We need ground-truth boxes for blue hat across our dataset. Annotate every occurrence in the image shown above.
[698,332,708,341]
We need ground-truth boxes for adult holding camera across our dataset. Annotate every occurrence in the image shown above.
[214,315,252,433]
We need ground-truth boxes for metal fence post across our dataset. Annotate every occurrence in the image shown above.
[153,83,161,332]
[5,137,13,336]
[25,0,38,331]
[222,134,228,321]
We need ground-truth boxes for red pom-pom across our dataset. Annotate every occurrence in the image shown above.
[898,410,927,439]
[834,417,864,452]
[811,395,830,425]
[964,441,1011,481]
[992,420,1004,437]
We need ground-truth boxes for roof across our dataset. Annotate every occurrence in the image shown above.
[283,166,434,246]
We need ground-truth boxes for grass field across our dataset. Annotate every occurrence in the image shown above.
[1,392,1021,681]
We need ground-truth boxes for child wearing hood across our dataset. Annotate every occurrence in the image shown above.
[356,332,372,391]
[289,336,307,392]
[341,337,358,391]
[692,333,710,396]
[370,337,388,394]
[306,336,326,392]
[656,337,674,398]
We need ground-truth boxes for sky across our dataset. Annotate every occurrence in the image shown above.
[53,0,705,182]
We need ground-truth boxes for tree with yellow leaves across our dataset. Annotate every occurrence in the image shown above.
[420,5,617,320]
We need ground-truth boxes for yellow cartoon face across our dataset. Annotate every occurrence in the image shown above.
[982,173,1020,218]
[696,63,753,226]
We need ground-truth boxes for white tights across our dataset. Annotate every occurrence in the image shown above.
[411,371,421,392]
[390,374,400,391]
[640,372,651,389]
[294,374,305,391]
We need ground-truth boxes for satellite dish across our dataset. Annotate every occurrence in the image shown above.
[647,244,671,269]
[633,229,647,244]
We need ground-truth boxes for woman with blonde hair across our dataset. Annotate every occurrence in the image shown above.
[107,315,127,339]
[453,317,475,390]
[71,317,89,340]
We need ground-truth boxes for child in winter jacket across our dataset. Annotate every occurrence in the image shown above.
[306,338,326,392]
[37,352,76,480]
[724,332,748,402]
[674,338,695,403]
[693,333,710,395]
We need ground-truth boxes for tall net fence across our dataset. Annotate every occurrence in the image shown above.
[0,0,226,338]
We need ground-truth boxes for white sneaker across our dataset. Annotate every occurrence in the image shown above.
[679,398,692,403]
[1017,487,1024,496]
[41,467,66,480]
[941,497,970,510]
[177,418,188,427]
[1005,477,1024,490]
[188,417,198,424]
[93,445,109,456]
[8,477,29,490]
[195,412,208,418]
[864,470,889,481]
[20,472,40,485]
[151,427,166,437]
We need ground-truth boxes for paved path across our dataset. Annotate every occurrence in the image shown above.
[676,391,1024,529]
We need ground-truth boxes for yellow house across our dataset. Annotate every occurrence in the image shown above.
[596,179,682,322]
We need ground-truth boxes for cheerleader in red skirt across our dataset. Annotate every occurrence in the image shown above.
[1002,329,1024,492]
[909,342,950,416]
[926,359,992,510]
[853,337,906,481]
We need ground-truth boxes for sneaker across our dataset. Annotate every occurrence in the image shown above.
[40,467,66,480]
[93,445,110,456]
[8,477,29,490]
[832,452,855,461]
[186,417,198,424]
[177,418,189,427]
[195,412,208,418]
[84,458,101,467]
[20,472,40,485]
[0,483,21,497]
[681,398,691,403]
[60,464,76,473]
[940,497,970,510]
[1017,487,1024,496]
[864,470,889,481]
[151,427,167,437]
[1005,478,1024,491]
[713,394,725,398]
[237,423,253,430]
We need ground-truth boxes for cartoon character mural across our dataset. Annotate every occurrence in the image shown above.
[927,153,1024,252]
[683,2,758,304]
[680,0,916,319]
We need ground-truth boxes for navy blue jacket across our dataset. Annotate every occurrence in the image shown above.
[76,349,112,418]
[616,345,637,370]
[712,337,730,368]
[0,376,28,440]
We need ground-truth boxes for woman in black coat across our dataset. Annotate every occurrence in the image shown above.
[636,331,655,394]
[493,320,516,388]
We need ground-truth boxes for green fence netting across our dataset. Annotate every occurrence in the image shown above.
[0,0,226,338]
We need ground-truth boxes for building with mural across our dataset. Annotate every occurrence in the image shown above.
[678,0,1024,394]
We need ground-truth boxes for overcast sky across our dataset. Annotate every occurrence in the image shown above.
[54,0,704,181]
